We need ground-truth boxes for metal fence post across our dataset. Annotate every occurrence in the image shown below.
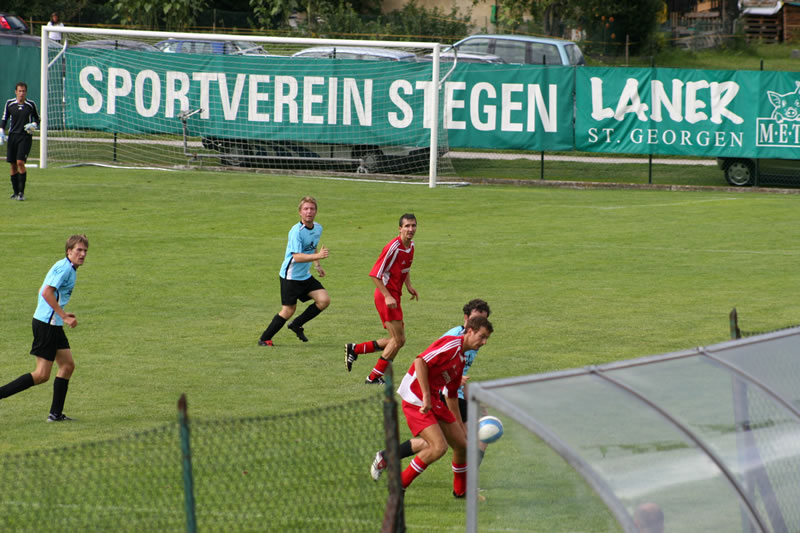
[178,394,197,533]
[381,364,405,533]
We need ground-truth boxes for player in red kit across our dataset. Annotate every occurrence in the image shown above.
[396,315,493,496]
[345,214,418,384]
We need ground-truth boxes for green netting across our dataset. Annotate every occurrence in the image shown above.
[0,393,386,532]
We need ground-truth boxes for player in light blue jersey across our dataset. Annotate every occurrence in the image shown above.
[259,196,330,346]
[370,299,492,481]
[0,234,88,422]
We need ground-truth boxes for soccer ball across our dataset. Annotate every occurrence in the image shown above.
[478,415,504,444]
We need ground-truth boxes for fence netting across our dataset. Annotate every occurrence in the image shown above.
[0,392,386,532]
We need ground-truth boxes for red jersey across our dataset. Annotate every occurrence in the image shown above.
[369,236,414,298]
[397,335,465,406]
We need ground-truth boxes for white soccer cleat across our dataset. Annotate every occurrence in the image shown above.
[370,450,386,481]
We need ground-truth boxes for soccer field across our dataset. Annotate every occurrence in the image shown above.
[2,167,799,530]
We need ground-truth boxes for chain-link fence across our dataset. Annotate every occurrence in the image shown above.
[730,307,800,339]
[0,392,388,532]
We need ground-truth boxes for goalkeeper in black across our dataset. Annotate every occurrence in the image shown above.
[1,82,40,201]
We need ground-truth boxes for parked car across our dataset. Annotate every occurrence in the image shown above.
[0,33,47,47]
[0,13,28,33]
[717,157,800,186]
[201,45,429,172]
[155,39,272,56]
[448,34,585,66]
[292,46,417,62]
[420,51,505,64]
[73,39,160,52]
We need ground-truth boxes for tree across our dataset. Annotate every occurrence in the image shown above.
[110,0,208,30]
[492,0,663,53]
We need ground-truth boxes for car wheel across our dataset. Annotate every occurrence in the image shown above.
[724,159,755,187]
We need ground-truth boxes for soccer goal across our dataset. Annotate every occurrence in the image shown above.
[40,26,454,186]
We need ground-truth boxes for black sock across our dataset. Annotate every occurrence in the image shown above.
[49,377,69,416]
[0,373,35,399]
[260,314,287,341]
[18,172,26,194]
[398,440,415,459]
[10,173,19,195]
[372,340,381,351]
[290,303,323,328]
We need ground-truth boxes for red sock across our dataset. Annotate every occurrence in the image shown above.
[368,357,390,381]
[354,341,377,355]
[402,456,428,488]
[452,462,467,496]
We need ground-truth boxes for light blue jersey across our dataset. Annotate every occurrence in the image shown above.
[441,325,478,400]
[33,257,77,326]
[280,222,323,280]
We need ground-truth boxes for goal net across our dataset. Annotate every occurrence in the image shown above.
[41,27,454,182]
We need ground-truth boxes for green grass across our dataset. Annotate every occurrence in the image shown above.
[451,156,727,186]
[2,166,800,530]
[594,42,800,71]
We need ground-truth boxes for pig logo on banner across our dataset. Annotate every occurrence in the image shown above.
[767,80,800,123]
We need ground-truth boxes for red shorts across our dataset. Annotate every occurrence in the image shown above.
[402,399,457,437]
[374,289,403,327]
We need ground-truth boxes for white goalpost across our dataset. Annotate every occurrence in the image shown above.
[40,26,452,187]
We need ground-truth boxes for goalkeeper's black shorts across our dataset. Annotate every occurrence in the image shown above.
[6,133,33,163]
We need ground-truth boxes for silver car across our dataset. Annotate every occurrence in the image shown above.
[449,34,585,66]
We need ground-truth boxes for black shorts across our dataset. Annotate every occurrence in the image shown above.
[280,276,325,306]
[7,133,33,163]
[30,318,70,361]
[438,391,468,423]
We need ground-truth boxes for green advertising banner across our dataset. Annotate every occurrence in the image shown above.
[576,67,800,158]
[443,64,575,151]
[63,50,800,159]
[64,50,575,151]
[65,49,436,147]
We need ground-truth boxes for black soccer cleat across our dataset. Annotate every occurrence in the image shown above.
[10,193,18,200]
[345,343,358,372]
[16,193,24,201]
[287,322,308,342]
[365,376,385,385]
[258,339,274,347]
[46,413,73,422]
[453,491,466,499]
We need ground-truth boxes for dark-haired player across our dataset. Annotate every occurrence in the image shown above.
[345,214,418,384]
[1,82,40,201]
[0,235,88,421]
[370,299,493,481]
[394,315,493,496]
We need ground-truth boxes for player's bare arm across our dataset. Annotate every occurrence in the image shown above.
[404,275,418,300]
[414,358,432,413]
[291,246,328,264]
[372,276,397,309]
[313,245,327,277]
[41,285,77,328]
